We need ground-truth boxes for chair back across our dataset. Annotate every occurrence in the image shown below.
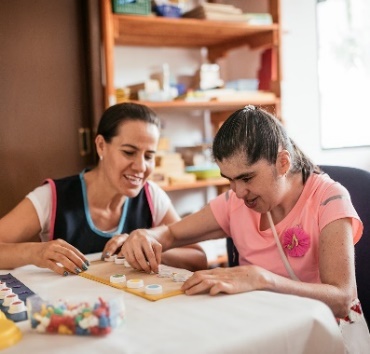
[226,165,370,325]
[320,165,370,326]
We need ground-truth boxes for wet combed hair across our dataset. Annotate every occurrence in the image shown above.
[212,106,320,183]
[97,102,160,143]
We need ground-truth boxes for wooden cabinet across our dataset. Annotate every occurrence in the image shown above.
[0,0,103,216]
[100,0,282,193]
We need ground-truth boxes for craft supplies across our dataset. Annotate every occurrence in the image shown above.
[0,273,35,322]
[27,295,125,336]
[157,268,172,278]
[145,284,163,295]
[8,300,26,314]
[3,294,19,307]
[127,279,144,289]
[110,274,127,286]
[80,261,194,301]
[104,255,117,262]
[0,287,12,299]
[114,256,125,265]
[172,273,190,282]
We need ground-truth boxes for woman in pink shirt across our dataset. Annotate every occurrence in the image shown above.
[119,106,369,352]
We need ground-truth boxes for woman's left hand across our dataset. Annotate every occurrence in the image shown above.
[181,265,270,295]
[101,234,129,260]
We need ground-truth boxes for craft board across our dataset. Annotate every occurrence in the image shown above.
[0,273,35,322]
[79,260,193,301]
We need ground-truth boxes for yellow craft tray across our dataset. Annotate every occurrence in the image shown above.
[185,165,220,179]
[0,311,22,350]
[79,260,192,301]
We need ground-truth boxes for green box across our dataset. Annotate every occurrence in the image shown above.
[112,0,151,15]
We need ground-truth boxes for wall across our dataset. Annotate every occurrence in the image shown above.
[281,0,370,171]
[115,0,370,175]
[114,46,217,216]
[115,1,370,207]
[114,0,370,260]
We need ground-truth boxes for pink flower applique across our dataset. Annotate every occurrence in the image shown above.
[282,226,310,257]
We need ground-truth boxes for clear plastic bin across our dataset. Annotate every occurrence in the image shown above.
[27,294,125,336]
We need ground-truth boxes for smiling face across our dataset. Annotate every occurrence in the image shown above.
[218,151,288,214]
[96,119,159,198]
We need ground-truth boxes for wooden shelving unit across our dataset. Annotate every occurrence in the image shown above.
[101,0,282,268]
[101,0,282,192]
[161,178,229,192]
[112,14,279,49]
[130,94,278,113]
[101,0,282,112]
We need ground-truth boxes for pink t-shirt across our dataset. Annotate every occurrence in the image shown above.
[210,173,363,283]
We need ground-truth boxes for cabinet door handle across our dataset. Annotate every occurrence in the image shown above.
[78,128,91,156]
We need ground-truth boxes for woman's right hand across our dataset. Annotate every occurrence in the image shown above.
[32,239,89,276]
[119,228,164,273]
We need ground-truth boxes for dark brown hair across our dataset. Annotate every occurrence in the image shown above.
[97,102,160,143]
[212,106,320,183]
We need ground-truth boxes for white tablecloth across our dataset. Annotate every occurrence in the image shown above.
[1,254,345,354]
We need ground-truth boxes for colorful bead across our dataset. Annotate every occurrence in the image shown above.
[27,295,125,336]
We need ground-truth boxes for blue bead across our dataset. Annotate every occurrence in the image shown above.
[99,315,110,328]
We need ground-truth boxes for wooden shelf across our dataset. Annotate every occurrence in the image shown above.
[112,15,279,51]
[161,178,229,192]
[130,93,278,112]
[101,0,281,215]
[102,0,282,110]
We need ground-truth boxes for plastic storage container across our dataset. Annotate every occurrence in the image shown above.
[154,4,182,18]
[111,0,151,15]
[185,164,221,179]
[27,294,125,336]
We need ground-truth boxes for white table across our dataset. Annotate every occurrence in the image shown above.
[1,254,345,354]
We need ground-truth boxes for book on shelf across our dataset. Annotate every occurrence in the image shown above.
[180,88,275,104]
[201,3,243,15]
[258,48,277,91]
[213,91,275,102]
[182,4,272,24]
